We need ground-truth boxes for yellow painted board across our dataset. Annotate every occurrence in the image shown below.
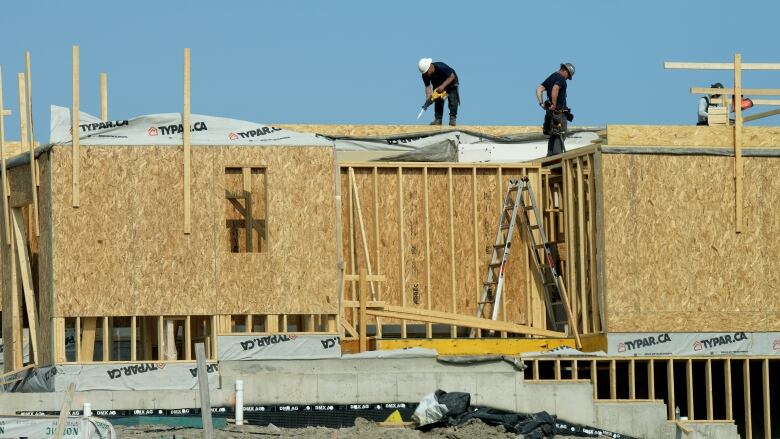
[375,338,576,356]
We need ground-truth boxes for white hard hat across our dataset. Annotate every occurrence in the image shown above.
[418,58,432,74]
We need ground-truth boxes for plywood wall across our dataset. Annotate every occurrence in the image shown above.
[341,163,545,330]
[606,125,780,148]
[48,145,339,317]
[600,153,780,332]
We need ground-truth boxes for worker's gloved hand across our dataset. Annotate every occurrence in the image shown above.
[435,86,444,93]
[565,112,574,122]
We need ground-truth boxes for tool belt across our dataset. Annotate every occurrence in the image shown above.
[542,102,573,136]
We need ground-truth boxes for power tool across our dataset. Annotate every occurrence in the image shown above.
[416,89,448,120]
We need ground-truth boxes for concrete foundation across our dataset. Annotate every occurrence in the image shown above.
[0,357,739,438]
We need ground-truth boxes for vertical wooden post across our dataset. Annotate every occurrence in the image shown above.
[424,167,433,338]
[629,359,636,400]
[79,317,96,362]
[471,167,480,337]
[17,73,39,238]
[158,315,164,361]
[744,359,752,439]
[591,360,598,399]
[103,316,111,361]
[587,156,599,332]
[397,167,406,338]
[725,358,733,420]
[554,359,561,380]
[72,45,80,207]
[25,51,38,189]
[733,52,743,233]
[572,359,578,380]
[706,359,713,420]
[130,316,137,361]
[185,315,192,360]
[0,66,10,246]
[195,343,214,439]
[75,317,81,362]
[372,167,382,338]
[648,359,656,400]
[668,359,676,419]
[762,358,771,439]
[576,157,587,332]
[686,359,694,420]
[609,359,616,400]
[358,268,368,353]
[243,168,253,252]
[447,167,457,338]
[99,73,108,121]
[183,48,191,234]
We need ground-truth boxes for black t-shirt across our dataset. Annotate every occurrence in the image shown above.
[541,72,567,108]
[422,62,459,91]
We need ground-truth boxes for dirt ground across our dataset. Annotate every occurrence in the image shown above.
[114,418,583,438]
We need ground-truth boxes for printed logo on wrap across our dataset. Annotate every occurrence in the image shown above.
[616,333,672,354]
[774,339,780,351]
[79,120,130,134]
[239,334,299,351]
[106,363,167,380]
[227,126,283,141]
[147,122,208,136]
[692,332,748,353]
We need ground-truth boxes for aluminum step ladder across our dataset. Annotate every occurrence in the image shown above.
[475,177,579,344]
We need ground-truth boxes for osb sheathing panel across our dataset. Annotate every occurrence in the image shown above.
[341,165,538,325]
[50,145,338,317]
[7,164,34,208]
[278,124,543,138]
[601,154,780,332]
[606,125,780,147]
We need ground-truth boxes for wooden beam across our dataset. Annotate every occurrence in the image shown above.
[665,61,780,70]
[11,209,38,363]
[691,87,780,96]
[706,359,713,420]
[397,167,406,337]
[668,359,676,420]
[243,168,253,252]
[734,53,743,234]
[748,98,780,106]
[609,359,616,400]
[629,359,636,400]
[72,45,79,207]
[348,169,376,298]
[471,167,481,337]
[725,358,733,420]
[99,72,108,121]
[25,52,40,186]
[53,382,75,439]
[0,109,9,116]
[367,305,565,338]
[763,359,771,439]
[425,167,433,338]
[448,167,456,338]
[0,66,9,247]
[743,108,780,123]
[648,359,655,400]
[340,317,358,338]
[183,48,191,234]
[79,317,96,362]
[130,316,137,361]
[185,315,192,360]
[103,317,111,361]
[686,359,694,420]
[195,343,214,439]
[74,317,81,362]
[359,267,368,352]
[576,157,587,332]
[744,359,752,439]
[17,73,39,237]
[587,156,599,332]
[372,167,382,338]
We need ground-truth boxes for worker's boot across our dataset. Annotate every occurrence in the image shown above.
[449,116,457,127]
[430,118,442,126]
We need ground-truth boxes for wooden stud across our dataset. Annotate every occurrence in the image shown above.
[79,317,96,362]
[2,224,22,370]
[245,315,253,332]
[185,315,192,360]
[734,52,743,233]
[762,359,770,439]
[359,268,368,352]
[71,46,80,207]
[372,167,382,338]
[572,359,578,380]
[648,359,655,400]
[564,160,577,328]
[686,359,694,420]
[74,317,81,362]
[668,359,676,420]
[130,316,137,361]
[23,55,40,234]
[183,48,191,234]
[743,107,780,123]
[266,314,279,332]
[397,167,406,338]
[347,167,356,326]
[629,359,636,400]
[448,167,457,338]
[424,167,433,338]
[609,359,616,400]
[11,209,39,363]
[194,344,214,438]
[158,316,164,361]
[576,157,587,332]
[706,359,713,420]
[54,383,75,439]
[496,167,506,338]
[53,318,66,363]
[665,61,780,70]
[691,87,780,96]
[471,167,481,337]
[142,317,153,360]
[99,72,108,121]
[591,360,598,399]
[210,315,218,359]
[587,155,599,332]
[243,168,253,252]
[0,66,10,246]
[555,359,561,380]
[744,359,752,439]
[532,360,539,380]
[164,318,176,360]
[725,358,733,420]
[348,169,376,299]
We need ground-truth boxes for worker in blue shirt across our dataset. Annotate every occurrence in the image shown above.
[536,63,575,156]
[418,58,460,126]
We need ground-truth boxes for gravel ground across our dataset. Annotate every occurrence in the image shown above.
[113,418,585,438]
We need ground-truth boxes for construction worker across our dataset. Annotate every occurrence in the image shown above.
[698,82,724,125]
[418,58,460,126]
[536,63,575,156]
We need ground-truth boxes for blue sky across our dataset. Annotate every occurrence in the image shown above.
[1,0,778,141]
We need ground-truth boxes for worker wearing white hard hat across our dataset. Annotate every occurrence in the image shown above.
[418,58,460,126]
[536,62,576,156]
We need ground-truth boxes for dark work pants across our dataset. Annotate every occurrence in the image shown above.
[434,87,459,120]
